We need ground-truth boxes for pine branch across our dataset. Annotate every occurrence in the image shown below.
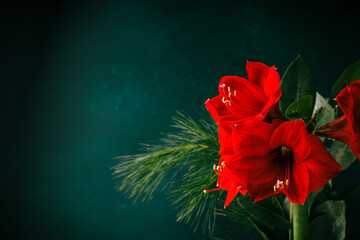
[111,109,221,234]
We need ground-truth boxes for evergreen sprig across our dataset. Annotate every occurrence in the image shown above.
[112,109,221,234]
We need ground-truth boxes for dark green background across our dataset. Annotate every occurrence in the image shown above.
[2,1,360,239]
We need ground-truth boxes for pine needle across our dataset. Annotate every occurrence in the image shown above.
[111,109,221,234]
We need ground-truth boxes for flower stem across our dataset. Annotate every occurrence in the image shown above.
[289,202,293,240]
[292,202,309,240]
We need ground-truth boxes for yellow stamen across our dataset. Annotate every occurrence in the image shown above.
[234,90,237,96]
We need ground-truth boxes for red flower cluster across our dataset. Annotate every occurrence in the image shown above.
[205,61,342,208]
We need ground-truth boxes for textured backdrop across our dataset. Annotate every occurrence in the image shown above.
[1,1,360,239]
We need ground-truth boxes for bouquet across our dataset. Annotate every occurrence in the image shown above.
[112,55,360,240]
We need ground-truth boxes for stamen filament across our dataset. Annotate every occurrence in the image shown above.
[204,188,221,193]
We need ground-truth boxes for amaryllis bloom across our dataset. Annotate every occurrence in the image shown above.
[204,156,247,208]
[205,61,284,129]
[316,80,360,160]
[226,119,341,204]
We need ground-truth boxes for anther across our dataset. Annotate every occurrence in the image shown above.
[213,164,216,171]
[234,90,237,96]
[286,179,289,186]
[228,86,231,92]
[228,92,231,97]
[281,146,291,156]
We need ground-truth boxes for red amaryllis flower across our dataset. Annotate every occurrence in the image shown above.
[316,80,360,160]
[205,61,284,129]
[204,156,247,208]
[226,119,341,204]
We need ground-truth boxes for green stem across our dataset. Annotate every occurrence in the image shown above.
[292,202,309,240]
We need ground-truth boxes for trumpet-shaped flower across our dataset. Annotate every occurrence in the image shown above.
[205,61,284,129]
[316,80,360,160]
[227,120,341,204]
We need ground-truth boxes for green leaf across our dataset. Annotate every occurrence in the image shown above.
[285,95,313,120]
[312,92,336,128]
[312,200,346,240]
[329,61,360,106]
[280,55,316,114]
[282,197,290,217]
[309,215,333,240]
[329,140,356,170]
[307,188,323,214]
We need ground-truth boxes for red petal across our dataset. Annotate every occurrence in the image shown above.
[304,135,341,192]
[316,115,353,143]
[270,120,311,163]
[231,120,273,155]
[246,61,281,98]
[218,76,268,119]
[282,162,309,204]
[263,66,281,98]
[205,96,231,123]
[349,81,360,134]
[228,152,281,184]
[224,184,239,208]
[247,179,278,203]
[261,89,283,121]
[228,121,281,184]
[349,137,360,160]
[246,61,269,87]
[337,84,356,135]
[218,124,234,155]
[217,156,246,190]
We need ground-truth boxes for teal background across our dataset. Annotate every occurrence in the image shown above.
[1,1,360,239]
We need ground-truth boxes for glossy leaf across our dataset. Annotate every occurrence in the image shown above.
[309,215,332,240]
[285,95,313,120]
[312,200,346,240]
[329,61,360,106]
[280,55,316,114]
[329,140,357,170]
[312,92,335,128]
